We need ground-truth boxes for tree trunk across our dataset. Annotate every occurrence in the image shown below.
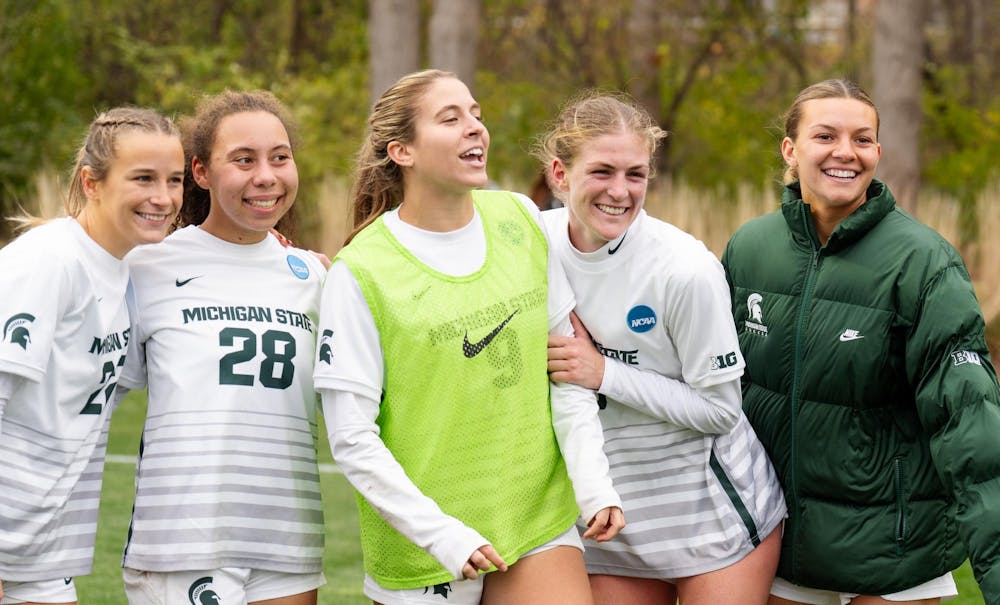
[429,0,480,89]
[368,0,420,104]
[871,0,926,213]
[627,0,661,123]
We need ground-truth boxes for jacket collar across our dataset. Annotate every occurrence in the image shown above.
[781,179,896,253]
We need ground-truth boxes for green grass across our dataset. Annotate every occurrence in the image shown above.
[77,392,985,604]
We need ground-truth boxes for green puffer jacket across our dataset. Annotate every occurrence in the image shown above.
[722,180,1000,601]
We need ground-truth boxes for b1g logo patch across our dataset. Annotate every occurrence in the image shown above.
[287,254,310,280]
[627,305,657,333]
[3,313,35,350]
[710,351,739,370]
[188,576,220,604]
[951,350,982,367]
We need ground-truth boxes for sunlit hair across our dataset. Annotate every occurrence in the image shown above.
[347,69,458,244]
[178,90,299,236]
[10,107,179,231]
[782,78,879,184]
[533,90,667,203]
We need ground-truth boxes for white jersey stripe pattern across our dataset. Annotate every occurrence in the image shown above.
[121,226,326,574]
[542,208,786,579]
[0,218,129,581]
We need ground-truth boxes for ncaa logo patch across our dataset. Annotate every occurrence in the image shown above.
[627,305,657,333]
[286,254,310,280]
[3,312,35,350]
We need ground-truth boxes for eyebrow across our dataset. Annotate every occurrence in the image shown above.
[434,103,480,119]
[810,123,876,133]
[225,143,293,156]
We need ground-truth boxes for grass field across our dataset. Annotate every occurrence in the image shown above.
[75,392,985,604]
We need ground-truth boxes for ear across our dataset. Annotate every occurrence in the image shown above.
[549,158,570,193]
[81,165,101,201]
[191,156,211,189]
[386,141,413,167]
[780,137,797,168]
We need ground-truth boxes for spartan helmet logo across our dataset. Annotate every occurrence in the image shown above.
[3,313,35,350]
[188,576,221,604]
[318,329,333,364]
[747,293,764,323]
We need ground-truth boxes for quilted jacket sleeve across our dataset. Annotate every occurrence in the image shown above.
[906,261,1000,603]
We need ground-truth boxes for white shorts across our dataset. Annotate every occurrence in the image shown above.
[122,567,325,605]
[364,526,583,605]
[0,577,76,604]
[770,573,958,605]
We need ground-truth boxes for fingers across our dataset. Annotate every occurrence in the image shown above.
[569,311,590,339]
[463,544,508,579]
[582,506,626,542]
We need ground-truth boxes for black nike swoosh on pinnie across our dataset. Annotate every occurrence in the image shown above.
[462,309,520,358]
[175,276,202,287]
[608,230,627,254]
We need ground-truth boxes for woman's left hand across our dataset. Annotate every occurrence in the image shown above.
[547,311,605,389]
[582,506,625,542]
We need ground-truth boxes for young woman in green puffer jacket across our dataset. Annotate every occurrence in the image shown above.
[723,78,1000,605]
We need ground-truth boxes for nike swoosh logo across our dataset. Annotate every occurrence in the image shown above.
[462,309,519,358]
[175,276,202,287]
[608,230,627,254]
[64,577,73,585]
[839,333,864,342]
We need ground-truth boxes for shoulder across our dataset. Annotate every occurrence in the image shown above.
[1,219,82,277]
[640,215,721,280]
[283,243,328,282]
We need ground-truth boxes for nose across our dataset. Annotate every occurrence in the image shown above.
[464,113,484,137]
[607,173,628,201]
[832,136,857,159]
[150,179,175,207]
[252,161,278,187]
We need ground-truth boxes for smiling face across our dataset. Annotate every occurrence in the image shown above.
[782,97,881,220]
[390,77,490,203]
[82,131,184,258]
[194,110,298,244]
[551,130,650,253]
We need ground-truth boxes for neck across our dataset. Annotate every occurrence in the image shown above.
[397,181,475,232]
[808,198,864,246]
[75,208,126,259]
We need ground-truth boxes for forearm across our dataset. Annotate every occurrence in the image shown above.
[600,360,741,434]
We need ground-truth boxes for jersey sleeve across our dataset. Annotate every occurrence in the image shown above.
[118,281,148,390]
[515,194,575,326]
[549,313,622,522]
[600,360,741,434]
[663,252,745,389]
[312,260,383,400]
[906,263,1000,601]
[0,246,70,382]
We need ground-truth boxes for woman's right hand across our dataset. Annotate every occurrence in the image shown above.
[461,544,508,579]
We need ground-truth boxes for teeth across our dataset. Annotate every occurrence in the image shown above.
[825,169,857,178]
[597,204,627,216]
[137,212,168,222]
[246,198,278,208]
[461,148,483,158]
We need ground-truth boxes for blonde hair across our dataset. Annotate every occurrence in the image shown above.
[782,79,879,184]
[178,90,299,235]
[347,69,457,244]
[534,90,666,202]
[10,107,179,231]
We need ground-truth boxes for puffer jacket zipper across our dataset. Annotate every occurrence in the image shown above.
[789,247,821,580]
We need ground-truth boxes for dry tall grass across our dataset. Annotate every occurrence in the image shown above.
[7,171,998,362]
[316,176,998,361]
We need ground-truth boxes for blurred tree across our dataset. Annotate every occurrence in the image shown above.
[429,0,480,88]
[368,0,420,103]
[872,0,927,213]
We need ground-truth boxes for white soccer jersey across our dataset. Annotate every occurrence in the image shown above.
[543,208,786,579]
[0,217,130,581]
[120,226,326,574]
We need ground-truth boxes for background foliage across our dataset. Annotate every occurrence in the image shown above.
[3,0,1000,245]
